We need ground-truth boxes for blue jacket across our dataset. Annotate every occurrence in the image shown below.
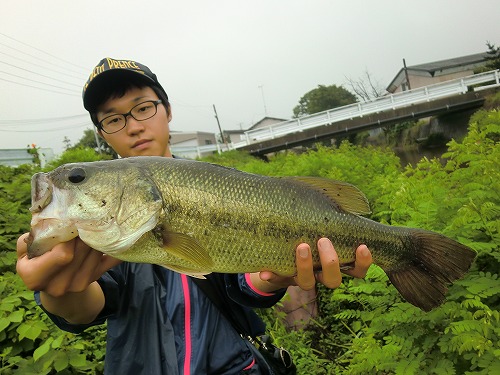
[36,263,286,374]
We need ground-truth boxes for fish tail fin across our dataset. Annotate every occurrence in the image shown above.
[386,229,476,311]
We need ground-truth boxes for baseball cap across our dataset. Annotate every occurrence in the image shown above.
[82,57,169,112]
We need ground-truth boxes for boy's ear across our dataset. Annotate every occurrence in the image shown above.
[166,103,173,122]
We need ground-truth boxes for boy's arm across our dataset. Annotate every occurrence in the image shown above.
[16,233,121,324]
[39,282,105,324]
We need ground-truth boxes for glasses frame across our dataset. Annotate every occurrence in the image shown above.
[98,99,163,134]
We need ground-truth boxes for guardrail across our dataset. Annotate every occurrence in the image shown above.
[169,143,231,159]
[171,69,500,157]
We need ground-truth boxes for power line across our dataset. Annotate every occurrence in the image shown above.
[0,40,87,78]
[0,121,92,133]
[0,62,81,88]
[0,32,88,73]
[0,77,80,97]
[0,114,88,125]
[0,50,85,81]
[0,71,79,93]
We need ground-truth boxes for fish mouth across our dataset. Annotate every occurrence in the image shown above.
[26,172,79,258]
[29,173,53,213]
[26,218,79,258]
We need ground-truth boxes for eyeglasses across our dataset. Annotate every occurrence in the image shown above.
[98,100,163,134]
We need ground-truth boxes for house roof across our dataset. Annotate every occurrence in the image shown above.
[407,52,490,74]
[170,131,215,143]
[224,117,289,134]
[248,116,288,130]
[386,52,491,92]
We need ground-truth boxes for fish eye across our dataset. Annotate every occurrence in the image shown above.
[68,168,86,184]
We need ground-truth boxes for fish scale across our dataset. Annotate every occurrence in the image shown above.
[152,162,327,272]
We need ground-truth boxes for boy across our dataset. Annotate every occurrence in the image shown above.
[16,57,372,374]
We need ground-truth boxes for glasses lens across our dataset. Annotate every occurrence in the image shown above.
[131,101,158,121]
[101,115,126,134]
[98,101,160,134]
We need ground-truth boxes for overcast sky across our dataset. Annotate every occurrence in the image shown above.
[1,0,499,155]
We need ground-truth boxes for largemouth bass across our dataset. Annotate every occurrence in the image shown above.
[27,157,476,311]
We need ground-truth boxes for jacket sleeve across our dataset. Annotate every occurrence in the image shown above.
[34,267,124,334]
[224,273,286,308]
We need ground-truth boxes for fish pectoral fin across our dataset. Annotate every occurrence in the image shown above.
[162,230,214,269]
[160,264,210,279]
[339,261,355,271]
[286,176,371,215]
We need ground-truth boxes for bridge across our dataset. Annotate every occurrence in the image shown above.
[171,70,500,158]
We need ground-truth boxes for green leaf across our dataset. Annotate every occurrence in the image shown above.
[72,342,85,350]
[53,352,69,372]
[33,337,53,361]
[0,302,15,312]
[1,296,21,305]
[395,358,420,374]
[8,309,25,323]
[16,320,46,341]
[69,352,88,368]
[51,333,64,349]
[19,291,36,301]
[0,317,10,332]
[352,320,362,332]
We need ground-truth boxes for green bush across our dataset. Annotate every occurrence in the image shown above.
[206,110,500,374]
[1,148,109,374]
[294,110,499,374]
[43,147,112,171]
[1,113,499,373]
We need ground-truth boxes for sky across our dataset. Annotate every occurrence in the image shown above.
[1,0,499,156]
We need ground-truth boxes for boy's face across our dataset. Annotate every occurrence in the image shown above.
[96,86,172,158]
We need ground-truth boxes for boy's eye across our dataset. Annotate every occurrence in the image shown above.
[137,103,153,112]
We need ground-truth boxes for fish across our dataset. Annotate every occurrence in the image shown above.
[26,156,476,312]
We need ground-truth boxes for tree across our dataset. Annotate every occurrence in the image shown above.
[72,128,117,158]
[345,70,386,102]
[63,136,72,150]
[293,84,357,118]
[484,41,500,70]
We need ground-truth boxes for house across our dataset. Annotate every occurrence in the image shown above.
[224,116,288,144]
[387,52,492,93]
[170,131,218,159]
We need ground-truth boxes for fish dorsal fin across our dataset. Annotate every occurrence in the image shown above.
[161,230,214,270]
[286,177,371,215]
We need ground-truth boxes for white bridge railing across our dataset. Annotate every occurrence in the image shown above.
[171,69,500,157]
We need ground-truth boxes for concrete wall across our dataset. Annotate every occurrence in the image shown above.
[0,148,55,167]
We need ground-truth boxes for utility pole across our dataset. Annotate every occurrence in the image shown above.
[258,85,268,116]
[403,58,411,91]
[213,104,227,149]
[93,126,102,154]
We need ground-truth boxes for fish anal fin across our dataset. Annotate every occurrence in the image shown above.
[287,177,371,215]
[159,263,210,279]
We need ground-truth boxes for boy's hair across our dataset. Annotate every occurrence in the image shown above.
[87,73,169,127]
[82,58,169,127]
